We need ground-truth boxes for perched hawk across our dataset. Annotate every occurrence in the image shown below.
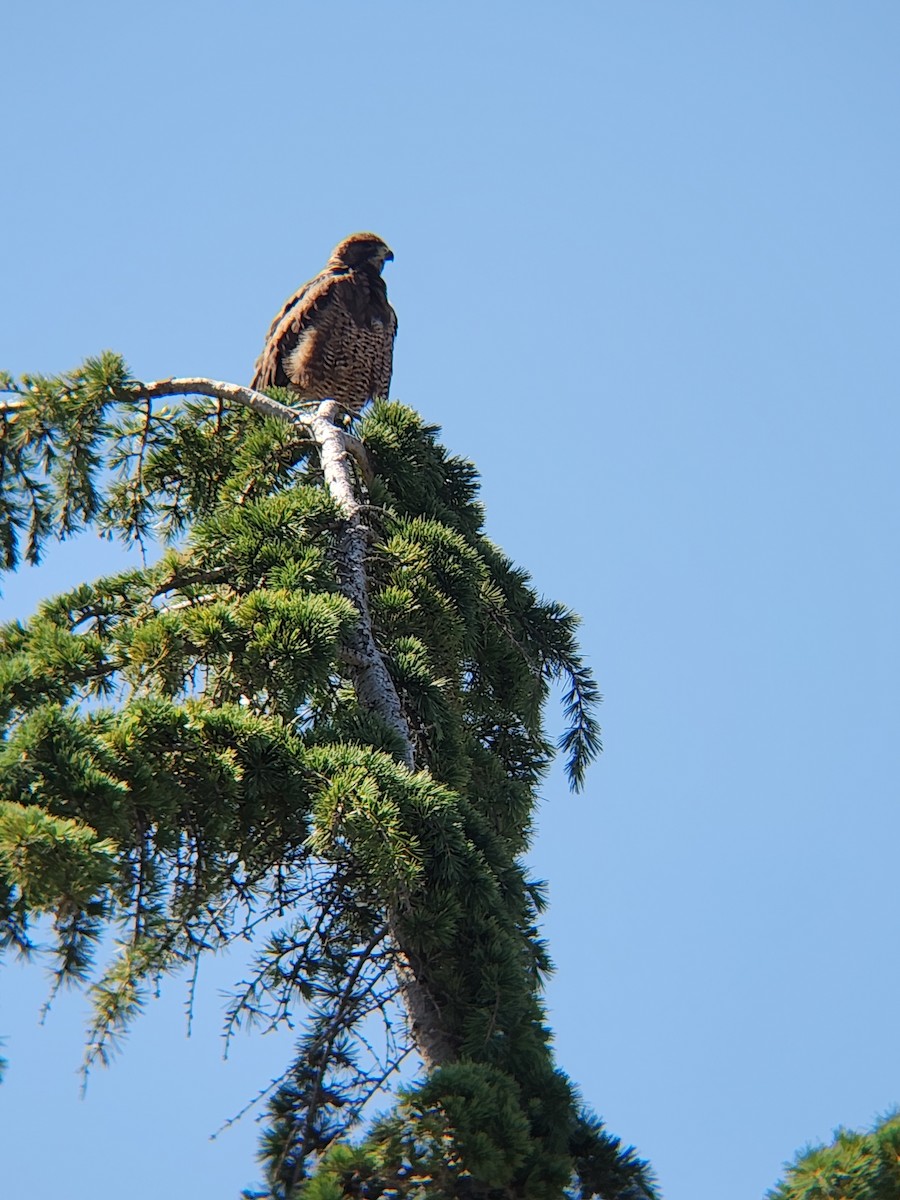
[251,232,397,417]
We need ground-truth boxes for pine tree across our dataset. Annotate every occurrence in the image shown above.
[0,354,657,1200]
[768,1113,900,1200]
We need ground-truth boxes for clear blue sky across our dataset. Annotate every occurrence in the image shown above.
[2,4,899,1197]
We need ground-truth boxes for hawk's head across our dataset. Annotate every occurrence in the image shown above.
[329,233,394,273]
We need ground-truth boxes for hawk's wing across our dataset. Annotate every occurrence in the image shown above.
[367,300,397,402]
[250,267,356,393]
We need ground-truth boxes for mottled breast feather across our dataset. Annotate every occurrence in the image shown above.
[251,239,397,416]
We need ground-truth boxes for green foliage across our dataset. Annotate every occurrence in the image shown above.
[0,353,131,566]
[0,802,117,911]
[287,1069,654,1200]
[768,1113,900,1200]
[0,358,646,1199]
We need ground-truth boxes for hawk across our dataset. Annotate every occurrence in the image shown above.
[251,232,397,418]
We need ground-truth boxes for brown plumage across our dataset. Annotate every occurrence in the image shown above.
[251,232,397,417]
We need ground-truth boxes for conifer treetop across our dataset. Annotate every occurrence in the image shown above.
[0,354,652,1200]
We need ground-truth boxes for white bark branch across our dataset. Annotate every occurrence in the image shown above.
[307,407,454,1069]
[130,377,303,425]
[309,402,415,770]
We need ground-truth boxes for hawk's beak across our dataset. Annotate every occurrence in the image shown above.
[383,249,394,263]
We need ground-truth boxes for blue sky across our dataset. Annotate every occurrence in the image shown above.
[2,3,899,1197]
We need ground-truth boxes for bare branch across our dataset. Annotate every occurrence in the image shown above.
[128,377,303,426]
